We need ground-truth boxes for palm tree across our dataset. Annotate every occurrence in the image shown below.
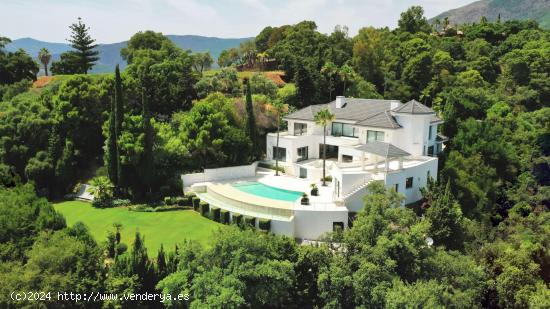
[272,100,286,176]
[38,48,51,76]
[256,52,268,71]
[321,61,338,101]
[339,64,355,95]
[314,108,335,186]
[87,176,114,201]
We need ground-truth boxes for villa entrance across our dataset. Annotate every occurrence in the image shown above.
[319,144,338,159]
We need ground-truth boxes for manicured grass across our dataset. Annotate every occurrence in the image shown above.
[54,201,224,255]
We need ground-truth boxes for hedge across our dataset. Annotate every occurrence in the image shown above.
[210,207,220,222]
[185,193,196,206]
[220,210,230,224]
[258,219,271,231]
[232,213,243,225]
[244,216,255,227]
[199,201,209,216]
[192,197,200,211]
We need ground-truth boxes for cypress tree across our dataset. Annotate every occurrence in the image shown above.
[114,65,124,187]
[244,78,258,157]
[141,70,154,197]
[107,98,118,185]
[67,17,99,74]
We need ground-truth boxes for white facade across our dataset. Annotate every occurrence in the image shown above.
[184,97,446,240]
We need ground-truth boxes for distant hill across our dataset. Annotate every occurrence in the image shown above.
[431,0,550,29]
[5,35,252,73]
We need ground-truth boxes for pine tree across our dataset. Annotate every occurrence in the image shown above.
[156,244,167,280]
[107,97,118,185]
[244,78,258,158]
[426,180,465,250]
[114,65,124,187]
[67,17,99,74]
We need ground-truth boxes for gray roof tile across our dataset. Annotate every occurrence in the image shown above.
[355,141,411,158]
[393,99,435,114]
[285,98,403,129]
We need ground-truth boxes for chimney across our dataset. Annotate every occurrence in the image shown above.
[335,96,345,108]
[390,100,402,110]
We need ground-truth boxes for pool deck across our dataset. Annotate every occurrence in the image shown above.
[190,169,343,212]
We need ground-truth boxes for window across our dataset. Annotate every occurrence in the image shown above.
[297,146,308,162]
[394,183,399,192]
[294,123,307,136]
[331,122,357,138]
[319,144,339,159]
[427,145,434,156]
[367,130,384,142]
[406,177,413,189]
[428,125,433,140]
[273,146,286,161]
[299,168,307,178]
[342,155,353,162]
[333,222,344,232]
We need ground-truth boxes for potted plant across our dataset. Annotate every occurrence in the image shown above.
[301,193,310,205]
[310,183,319,196]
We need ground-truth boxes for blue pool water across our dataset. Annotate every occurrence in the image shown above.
[232,182,303,201]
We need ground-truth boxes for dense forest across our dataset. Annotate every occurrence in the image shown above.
[0,6,549,308]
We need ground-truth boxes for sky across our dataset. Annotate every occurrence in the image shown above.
[0,0,475,43]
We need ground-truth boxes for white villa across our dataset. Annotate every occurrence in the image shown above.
[183,97,446,240]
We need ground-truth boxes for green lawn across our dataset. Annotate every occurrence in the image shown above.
[54,201,225,255]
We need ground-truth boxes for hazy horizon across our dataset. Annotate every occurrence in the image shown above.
[1,0,475,44]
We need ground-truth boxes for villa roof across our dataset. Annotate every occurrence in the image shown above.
[356,110,402,129]
[393,100,435,114]
[430,114,443,123]
[284,98,402,129]
[436,133,449,142]
[355,141,411,158]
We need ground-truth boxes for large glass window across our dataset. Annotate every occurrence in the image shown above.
[297,146,309,162]
[331,122,357,138]
[406,177,413,189]
[427,145,434,156]
[294,123,307,136]
[428,125,433,140]
[367,130,384,142]
[273,146,286,161]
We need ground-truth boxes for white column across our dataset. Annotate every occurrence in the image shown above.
[398,157,403,169]
[385,158,389,172]
[362,152,365,170]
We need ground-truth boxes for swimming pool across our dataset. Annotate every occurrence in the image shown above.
[232,182,303,202]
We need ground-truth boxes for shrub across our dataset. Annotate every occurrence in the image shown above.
[244,216,255,227]
[199,201,209,216]
[220,210,230,224]
[258,219,271,231]
[174,197,186,206]
[164,196,173,205]
[155,206,188,212]
[232,213,243,225]
[321,175,332,182]
[112,199,131,207]
[192,197,200,211]
[185,193,196,206]
[129,204,154,212]
[210,207,221,222]
[92,199,113,208]
[116,243,128,255]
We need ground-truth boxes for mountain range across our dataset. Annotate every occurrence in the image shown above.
[5,35,252,73]
[431,0,550,29]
